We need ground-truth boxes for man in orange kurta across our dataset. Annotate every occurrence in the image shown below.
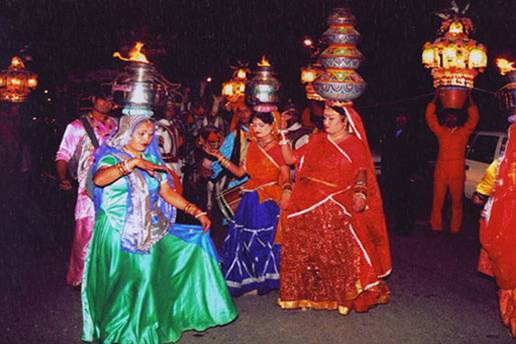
[425,93,479,233]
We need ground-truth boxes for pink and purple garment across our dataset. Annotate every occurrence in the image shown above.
[55,115,117,286]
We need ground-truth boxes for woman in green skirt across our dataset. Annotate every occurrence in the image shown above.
[82,114,237,343]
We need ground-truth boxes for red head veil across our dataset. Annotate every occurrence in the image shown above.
[338,104,392,278]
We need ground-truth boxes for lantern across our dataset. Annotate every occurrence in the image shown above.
[0,56,38,103]
[221,66,248,104]
[421,5,487,108]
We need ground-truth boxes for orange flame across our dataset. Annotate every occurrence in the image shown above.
[113,42,150,63]
[496,58,516,76]
[257,56,271,67]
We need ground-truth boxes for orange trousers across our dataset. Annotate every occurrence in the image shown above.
[430,175,465,232]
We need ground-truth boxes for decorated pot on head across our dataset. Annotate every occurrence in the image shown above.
[246,57,281,112]
[322,25,361,46]
[319,45,363,70]
[313,69,366,102]
[497,70,516,115]
[327,7,356,26]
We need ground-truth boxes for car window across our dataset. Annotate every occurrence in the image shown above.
[467,135,499,163]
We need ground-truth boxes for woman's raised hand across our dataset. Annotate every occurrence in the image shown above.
[203,144,222,160]
[279,111,289,130]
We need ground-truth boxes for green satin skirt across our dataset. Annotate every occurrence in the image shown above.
[82,212,238,343]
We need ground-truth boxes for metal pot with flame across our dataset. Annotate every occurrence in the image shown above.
[112,42,172,116]
[496,58,516,116]
[245,57,281,112]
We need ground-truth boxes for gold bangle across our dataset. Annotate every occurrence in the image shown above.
[194,211,207,219]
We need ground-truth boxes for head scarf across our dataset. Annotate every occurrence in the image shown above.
[93,115,176,254]
[329,103,392,277]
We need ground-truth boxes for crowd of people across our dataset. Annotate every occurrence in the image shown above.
[21,79,509,342]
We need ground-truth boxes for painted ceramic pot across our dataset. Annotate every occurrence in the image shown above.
[245,65,281,109]
[322,25,360,46]
[313,69,366,101]
[319,45,363,70]
[327,7,356,26]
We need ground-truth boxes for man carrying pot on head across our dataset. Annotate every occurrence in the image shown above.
[425,89,479,233]
[55,88,117,286]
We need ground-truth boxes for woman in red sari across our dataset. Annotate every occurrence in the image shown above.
[478,119,516,337]
[277,104,391,315]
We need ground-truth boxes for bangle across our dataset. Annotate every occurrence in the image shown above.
[184,202,193,213]
[282,182,293,191]
[279,139,290,146]
[123,159,133,172]
[116,162,128,176]
[194,211,207,219]
[354,192,367,200]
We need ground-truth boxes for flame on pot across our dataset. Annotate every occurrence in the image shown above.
[257,56,271,67]
[496,58,516,76]
[113,42,150,63]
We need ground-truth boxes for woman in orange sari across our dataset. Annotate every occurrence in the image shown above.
[204,111,290,296]
[278,104,391,315]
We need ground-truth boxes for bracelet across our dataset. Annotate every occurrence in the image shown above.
[116,162,129,176]
[184,202,193,214]
[123,159,133,172]
[279,139,290,146]
[282,182,293,191]
[218,157,230,168]
[194,211,207,219]
[354,192,367,200]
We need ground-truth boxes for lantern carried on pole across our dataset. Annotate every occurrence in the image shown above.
[421,3,487,109]
[0,56,38,103]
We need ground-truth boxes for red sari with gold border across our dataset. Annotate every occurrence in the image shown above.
[278,128,391,315]
[480,123,516,336]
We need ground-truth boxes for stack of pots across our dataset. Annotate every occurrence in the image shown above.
[313,7,366,102]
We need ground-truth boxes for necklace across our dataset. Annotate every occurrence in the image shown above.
[257,137,275,148]
[329,130,349,142]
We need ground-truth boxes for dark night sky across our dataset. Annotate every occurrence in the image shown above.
[1,0,515,129]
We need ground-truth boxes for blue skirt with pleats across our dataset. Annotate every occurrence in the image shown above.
[221,191,281,297]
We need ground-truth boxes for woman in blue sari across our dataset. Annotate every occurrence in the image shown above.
[81,115,237,344]
[204,111,291,296]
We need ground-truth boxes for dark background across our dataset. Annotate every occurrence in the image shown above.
[1,0,515,134]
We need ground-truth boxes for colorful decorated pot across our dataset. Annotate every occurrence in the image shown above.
[327,7,356,26]
[322,25,360,45]
[439,85,468,109]
[313,69,366,101]
[319,46,363,70]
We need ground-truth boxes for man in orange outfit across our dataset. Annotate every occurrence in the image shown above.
[425,90,479,233]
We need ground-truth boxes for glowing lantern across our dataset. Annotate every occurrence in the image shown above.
[300,65,318,84]
[221,66,249,104]
[421,4,488,108]
[0,56,38,103]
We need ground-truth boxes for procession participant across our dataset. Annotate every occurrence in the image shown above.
[425,90,479,233]
[278,104,391,315]
[82,114,237,343]
[156,98,185,189]
[204,111,290,296]
[477,113,516,337]
[55,89,117,286]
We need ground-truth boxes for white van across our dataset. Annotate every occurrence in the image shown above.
[464,131,507,198]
